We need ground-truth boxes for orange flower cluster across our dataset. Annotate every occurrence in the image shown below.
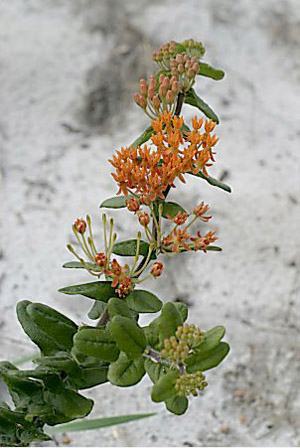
[163,228,217,253]
[109,112,219,204]
[104,259,132,297]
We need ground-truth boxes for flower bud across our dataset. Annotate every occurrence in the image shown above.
[139,94,147,109]
[159,85,167,98]
[162,77,170,89]
[187,69,195,79]
[151,261,164,277]
[166,90,174,105]
[159,73,165,84]
[126,197,140,212]
[192,62,199,73]
[177,63,184,74]
[148,86,156,100]
[95,252,107,268]
[152,95,161,111]
[74,218,86,234]
[116,276,132,297]
[149,75,157,89]
[138,211,150,227]
[171,80,179,93]
[139,79,148,96]
[133,93,140,105]
[176,53,184,64]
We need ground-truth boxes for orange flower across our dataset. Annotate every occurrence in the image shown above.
[193,202,211,222]
[190,231,218,252]
[94,252,107,268]
[170,211,189,225]
[163,228,191,253]
[109,113,219,203]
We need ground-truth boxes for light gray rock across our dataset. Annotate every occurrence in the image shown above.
[0,0,299,446]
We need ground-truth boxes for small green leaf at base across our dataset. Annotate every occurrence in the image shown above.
[100,195,135,209]
[158,302,183,345]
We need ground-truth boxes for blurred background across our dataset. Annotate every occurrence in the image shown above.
[0,0,299,446]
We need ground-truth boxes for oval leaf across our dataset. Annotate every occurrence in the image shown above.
[151,370,179,403]
[109,316,147,359]
[186,342,230,373]
[100,195,134,209]
[88,301,107,320]
[107,297,133,319]
[173,301,188,322]
[144,358,166,384]
[108,352,145,387]
[161,202,187,219]
[165,396,188,415]
[59,281,117,302]
[158,302,183,345]
[74,327,119,362]
[126,290,162,313]
[112,239,156,259]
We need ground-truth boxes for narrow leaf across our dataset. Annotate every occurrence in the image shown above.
[198,62,225,80]
[126,290,162,313]
[130,126,153,149]
[47,413,155,434]
[188,170,231,193]
[63,261,98,269]
[185,88,219,123]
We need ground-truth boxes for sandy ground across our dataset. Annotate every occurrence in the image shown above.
[0,0,299,446]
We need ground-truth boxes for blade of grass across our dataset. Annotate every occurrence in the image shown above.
[47,413,156,435]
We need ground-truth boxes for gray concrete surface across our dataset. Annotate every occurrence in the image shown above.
[0,0,299,446]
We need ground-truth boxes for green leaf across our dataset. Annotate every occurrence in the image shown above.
[47,413,155,435]
[108,352,145,387]
[143,321,160,348]
[165,396,188,415]
[144,358,166,384]
[59,281,117,302]
[0,406,51,446]
[74,327,119,362]
[26,303,77,352]
[17,301,76,355]
[188,170,231,193]
[173,302,188,322]
[62,261,98,269]
[185,88,219,123]
[100,195,135,209]
[43,386,93,421]
[158,302,183,345]
[130,126,153,149]
[161,201,187,219]
[88,301,107,320]
[126,290,162,313]
[186,342,230,373]
[109,316,147,359]
[112,239,156,259]
[107,297,134,319]
[34,352,80,376]
[151,370,179,403]
[71,366,108,390]
[198,62,225,80]
[201,326,226,351]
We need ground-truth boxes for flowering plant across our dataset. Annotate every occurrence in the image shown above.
[0,39,231,446]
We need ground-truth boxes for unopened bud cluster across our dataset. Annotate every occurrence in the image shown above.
[134,74,179,119]
[161,324,204,363]
[169,53,200,92]
[181,39,205,59]
[175,371,208,397]
[176,324,204,348]
[152,39,205,68]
